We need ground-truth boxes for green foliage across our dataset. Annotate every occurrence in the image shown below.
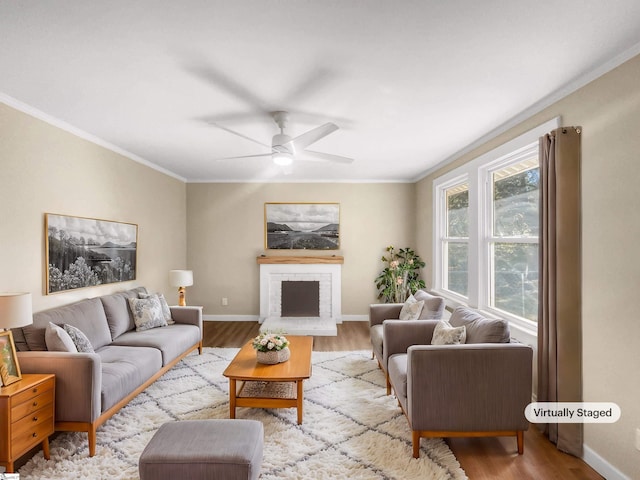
[375,246,426,303]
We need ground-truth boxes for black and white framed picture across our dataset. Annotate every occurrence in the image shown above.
[265,203,340,250]
[45,213,138,294]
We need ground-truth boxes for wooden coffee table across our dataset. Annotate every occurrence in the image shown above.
[222,335,313,424]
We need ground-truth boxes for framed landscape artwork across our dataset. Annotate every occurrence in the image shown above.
[45,213,138,294]
[265,203,340,250]
[0,331,21,386]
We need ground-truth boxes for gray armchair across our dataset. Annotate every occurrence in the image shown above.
[384,307,533,458]
[369,290,445,394]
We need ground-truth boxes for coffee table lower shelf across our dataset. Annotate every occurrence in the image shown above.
[230,379,305,424]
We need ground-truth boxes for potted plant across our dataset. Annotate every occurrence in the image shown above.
[375,246,426,303]
[252,332,291,364]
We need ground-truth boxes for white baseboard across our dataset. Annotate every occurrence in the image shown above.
[340,314,368,322]
[583,444,630,480]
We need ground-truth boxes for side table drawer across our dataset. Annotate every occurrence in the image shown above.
[12,405,54,438]
[12,388,54,421]
[10,414,54,459]
[12,377,54,406]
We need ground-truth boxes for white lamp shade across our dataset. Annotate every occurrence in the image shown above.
[169,270,193,287]
[0,292,33,329]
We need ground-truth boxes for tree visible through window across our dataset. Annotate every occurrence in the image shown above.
[490,158,539,321]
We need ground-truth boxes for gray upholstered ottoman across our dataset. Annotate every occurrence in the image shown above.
[139,419,263,480]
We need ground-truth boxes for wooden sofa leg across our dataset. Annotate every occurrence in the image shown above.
[517,430,524,454]
[412,431,421,458]
[386,374,391,395]
[198,341,203,354]
[89,425,97,457]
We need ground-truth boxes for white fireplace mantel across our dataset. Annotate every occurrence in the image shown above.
[258,256,342,324]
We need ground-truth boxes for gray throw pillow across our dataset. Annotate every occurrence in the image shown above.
[129,296,167,331]
[63,324,95,353]
[398,294,424,320]
[139,292,174,324]
[45,322,78,352]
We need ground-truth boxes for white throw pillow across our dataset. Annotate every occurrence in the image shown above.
[139,292,174,324]
[399,294,425,320]
[45,322,78,352]
[129,296,168,331]
[431,320,467,345]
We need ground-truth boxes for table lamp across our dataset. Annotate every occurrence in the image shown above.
[169,270,193,307]
[0,292,33,385]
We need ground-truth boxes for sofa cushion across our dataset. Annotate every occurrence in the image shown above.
[399,295,424,320]
[64,324,95,353]
[129,296,168,331]
[45,322,78,352]
[25,297,112,351]
[97,345,163,412]
[413,290,446,320]
[387,353,408,400]
[431,320,466,345]
[111,324,201,365]
[101,288,147,340]
[449,306,510,343]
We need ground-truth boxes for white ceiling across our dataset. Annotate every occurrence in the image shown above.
[2,1,640,183]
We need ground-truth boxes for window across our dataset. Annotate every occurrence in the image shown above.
[433,118,558,332]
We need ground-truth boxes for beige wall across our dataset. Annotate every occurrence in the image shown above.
[0,103,188,312]
[186,182,416,316]
[417,54,640,478]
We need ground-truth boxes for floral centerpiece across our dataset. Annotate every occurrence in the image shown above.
[252,332,291,364]
[375,245,426,303]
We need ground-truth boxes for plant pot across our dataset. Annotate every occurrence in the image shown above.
[256,347,290,365]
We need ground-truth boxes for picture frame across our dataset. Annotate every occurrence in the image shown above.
[45,213,138,294]
[0,330,22,386]
[265,203,340,250]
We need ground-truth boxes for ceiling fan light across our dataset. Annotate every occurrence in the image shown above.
[272,152,293,166]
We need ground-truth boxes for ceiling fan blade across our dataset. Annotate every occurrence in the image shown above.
[213,153,272,161]
[288,123,339,151]
[210,123,271,149]
[302,150,354,164]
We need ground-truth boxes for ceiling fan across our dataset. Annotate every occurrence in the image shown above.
[211,111,353,166]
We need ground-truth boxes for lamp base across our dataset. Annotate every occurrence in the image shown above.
[178,287,186,307]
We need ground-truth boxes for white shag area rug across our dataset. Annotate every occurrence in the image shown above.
[19,348,467,480]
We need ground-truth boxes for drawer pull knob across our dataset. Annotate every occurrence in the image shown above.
[32,388,38,393]
[33,401,38,407]
[33,416,38,422]
[32,432,38,438]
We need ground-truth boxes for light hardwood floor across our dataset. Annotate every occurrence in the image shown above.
[205,320,604,480]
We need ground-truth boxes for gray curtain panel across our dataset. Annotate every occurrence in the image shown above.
[538,126,583,457]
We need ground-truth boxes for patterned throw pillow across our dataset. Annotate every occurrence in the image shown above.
[128,296,167,331]
[399,294,425,320]
[45,322,78,352]
[139,292,174,324]
[63,324,95,353]
[431,320,467,345]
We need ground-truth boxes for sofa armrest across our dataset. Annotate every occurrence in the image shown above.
[383,320,439,365]
[369,303,403,327]
[17,351,102,423]
[170,306,203,330]
[406,343,533,431]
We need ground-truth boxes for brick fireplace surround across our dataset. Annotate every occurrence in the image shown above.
[257,256,343,336]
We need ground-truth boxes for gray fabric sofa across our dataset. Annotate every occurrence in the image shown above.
[384,306,533,458]
[12,287,203,457]
[369,290,445,393]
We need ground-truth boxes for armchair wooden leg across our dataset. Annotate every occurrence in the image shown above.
[517,430,524,454]
[386,374,391,395]
[412,430,420,458]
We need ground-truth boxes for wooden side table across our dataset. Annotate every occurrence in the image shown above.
[0,373,55,473]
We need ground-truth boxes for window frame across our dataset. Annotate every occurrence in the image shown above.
[433,117,559,335]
